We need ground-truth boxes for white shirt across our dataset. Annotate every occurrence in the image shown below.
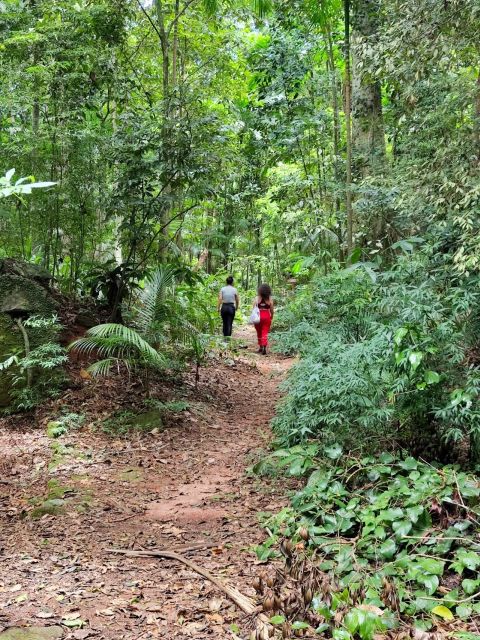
[220,285,238,304]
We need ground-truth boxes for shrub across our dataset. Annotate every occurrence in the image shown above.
[273,253,480,463]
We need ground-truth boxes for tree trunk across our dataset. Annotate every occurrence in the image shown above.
[344,0,354,257]
[351,0,385,178]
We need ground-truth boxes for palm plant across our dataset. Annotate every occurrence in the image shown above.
[70,264,217,393]
[69,266,178,389]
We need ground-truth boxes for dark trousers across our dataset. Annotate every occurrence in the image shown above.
[221,303,235,337]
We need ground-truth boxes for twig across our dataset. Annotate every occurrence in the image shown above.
[109,510,146,523]
[108,547,272,639]
[423,589,480,604]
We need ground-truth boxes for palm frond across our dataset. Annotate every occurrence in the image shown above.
[137,266,177,334]
[87,358,119,378]
[69,323,166,371]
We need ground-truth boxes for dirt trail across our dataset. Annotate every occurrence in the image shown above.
[0,326,293,639]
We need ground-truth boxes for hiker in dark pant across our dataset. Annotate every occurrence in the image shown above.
[217,276,239,337]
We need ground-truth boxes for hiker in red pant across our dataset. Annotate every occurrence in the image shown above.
[253,283,274,355]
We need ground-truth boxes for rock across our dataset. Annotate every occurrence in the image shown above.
[74,311,96,329]
[0,275,57,315]
[0,626,63,640]
[0,258,52,286]
[0,263,58,408]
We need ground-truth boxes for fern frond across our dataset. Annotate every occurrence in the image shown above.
[202,0,220,16]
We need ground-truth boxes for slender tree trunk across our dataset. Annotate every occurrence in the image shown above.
[16,318,32,388]
[351,0,386,178]
[344,0,354,257]
[172,0,180,88]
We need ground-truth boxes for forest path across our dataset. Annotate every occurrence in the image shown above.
[0,325,293,640]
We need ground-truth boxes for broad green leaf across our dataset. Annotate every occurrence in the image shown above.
[431,605,454,621]
[455,604,472,619]
[393,519,412,537]
[418,557,444,575]
[292,621,309,630]
[424,370,440,384]
[461,578,479,595]
[379,539,396,559]
[408,351,423,371]
[325,443,343,459]
[419,574,439,595]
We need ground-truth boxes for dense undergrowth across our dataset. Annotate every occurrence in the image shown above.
[254,449,480,638]
[273,250,480,465]
[256,245,480,637]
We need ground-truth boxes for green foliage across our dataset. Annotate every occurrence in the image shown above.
[69,322,166,378]
[256,450,480,634]
[273,257,480,462]
[46,412,85,438]
[0,315,67,412]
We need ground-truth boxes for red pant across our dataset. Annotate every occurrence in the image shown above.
[255,310,272,346]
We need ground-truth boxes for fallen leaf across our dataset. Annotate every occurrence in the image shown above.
[208,597,223,612]
[431,605,454,621]
[63,612,81,621]
[358,604,384,616]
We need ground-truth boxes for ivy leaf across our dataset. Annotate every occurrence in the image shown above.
[393,519,412,537]
[325,444,343,459]
[379,539,396,559]
[419,574,439,595]
[424,370,440,384]
[291,621,309,630]
[408,351,423,371]
[418,557,444,575]
[461,578,479,595]
[431,605,454,621]
[456,604,472,619]
[398,457,418,471]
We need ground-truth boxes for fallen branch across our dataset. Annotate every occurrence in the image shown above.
[109,510,146,523]
[108,547,271,639]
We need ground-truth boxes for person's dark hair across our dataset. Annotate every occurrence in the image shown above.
[226,275,234,285]
[258,283,272,301]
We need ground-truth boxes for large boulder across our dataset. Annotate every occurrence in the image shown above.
[0,262,58,408]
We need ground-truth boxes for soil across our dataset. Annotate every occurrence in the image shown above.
[0,326,293,639]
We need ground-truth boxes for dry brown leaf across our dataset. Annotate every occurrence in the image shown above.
[36,611,55,619]
[208,597,223,612]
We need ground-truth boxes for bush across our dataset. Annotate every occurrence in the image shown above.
[273,253,480,463]
[254,449,480,636]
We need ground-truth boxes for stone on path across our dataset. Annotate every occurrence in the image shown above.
[0,627,63,640]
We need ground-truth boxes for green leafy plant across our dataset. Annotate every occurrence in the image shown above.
[273,259,480,463]
[255,448,480,636]
[0,315,67,412]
